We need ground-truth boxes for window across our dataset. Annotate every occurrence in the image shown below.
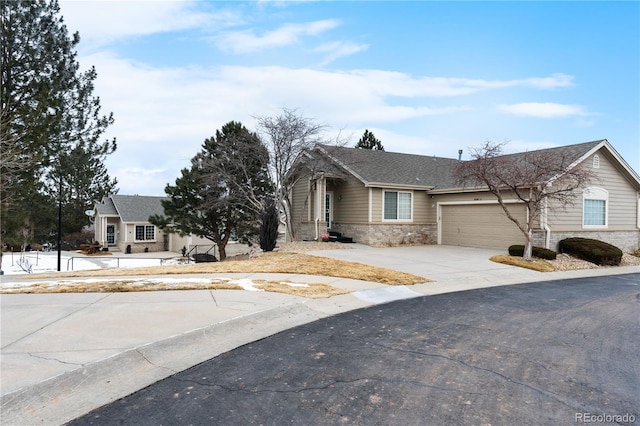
[384,191,412,220]
[583,187,608,227]
[592,154,600,169]
[135,225,155,241]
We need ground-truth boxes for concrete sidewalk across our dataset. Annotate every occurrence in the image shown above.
[1,245,638,425]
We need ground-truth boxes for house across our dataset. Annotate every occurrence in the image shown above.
[94,194,214,253]
[289,139,640,252]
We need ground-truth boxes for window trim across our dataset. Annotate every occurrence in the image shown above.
[135,224,156,241]
[582,187,608,229]
[382,190,413,222]
[325,191,333,229]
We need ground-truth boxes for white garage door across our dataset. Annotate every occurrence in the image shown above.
[441,203,526,249]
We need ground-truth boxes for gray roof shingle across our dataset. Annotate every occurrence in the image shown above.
[318,144,461,189]
[95,196,118,216]
[314,140,607,190]
[110,195,168,223]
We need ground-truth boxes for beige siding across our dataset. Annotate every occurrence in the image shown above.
[413,191,430,223]
[329,177,368,223]
[169,234,215,253]
[548,150,639,231]
[371,188,383,223]
[290,177,312,226]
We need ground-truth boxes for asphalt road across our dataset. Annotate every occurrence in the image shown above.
[68,274,640,426]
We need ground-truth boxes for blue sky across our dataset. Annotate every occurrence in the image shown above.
[58,0,639,196]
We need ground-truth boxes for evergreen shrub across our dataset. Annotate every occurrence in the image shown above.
[508,245,557,260]
[558,237,622,266]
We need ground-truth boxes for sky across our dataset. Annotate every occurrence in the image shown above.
[57,0,640,196]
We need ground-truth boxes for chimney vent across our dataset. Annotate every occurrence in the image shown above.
[458,149,463,161]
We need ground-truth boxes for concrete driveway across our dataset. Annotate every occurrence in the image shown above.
[309,243,541,282]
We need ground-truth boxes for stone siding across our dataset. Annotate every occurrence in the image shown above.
[331,223,437,246]
[117,240,165,254]
[292,221,327,242]
[533,230,640,252]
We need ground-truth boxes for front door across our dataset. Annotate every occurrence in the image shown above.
[106,224,116,245]
[325,192,333,229]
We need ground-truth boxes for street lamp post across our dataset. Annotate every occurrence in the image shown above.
[57,173,62,271]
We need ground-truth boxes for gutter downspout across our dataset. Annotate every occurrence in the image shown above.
[542,191,551,249]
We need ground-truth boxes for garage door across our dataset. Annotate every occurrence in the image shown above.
[440,203,526,249]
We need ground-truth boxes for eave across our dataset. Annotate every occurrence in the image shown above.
[365,182,434,191]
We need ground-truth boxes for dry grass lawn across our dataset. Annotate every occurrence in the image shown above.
[5,278,352,299]
[490,255,555,272]
[5,251,429,296]
[28,252,428,285]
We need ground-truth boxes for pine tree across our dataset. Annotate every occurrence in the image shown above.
[355,129,384,150]
[0,0,117,254]
[151,122,273,260]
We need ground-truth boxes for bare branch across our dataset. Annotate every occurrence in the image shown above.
[454,141,596,260]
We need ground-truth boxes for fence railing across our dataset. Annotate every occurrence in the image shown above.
[66,256,180,272]
[4,246,216,274]
[185,244,217,261]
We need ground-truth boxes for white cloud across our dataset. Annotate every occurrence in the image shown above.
[498,102,591,118]
[314,41,369,65]
[215,19,341,53]
[78,50,591,195]
[522,73,575,89]
[338,72,575,98]
[59,0,236,49]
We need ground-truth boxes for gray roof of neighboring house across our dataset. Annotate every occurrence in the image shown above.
[313,140,609,191]
[96,195,168,223]
[95,196,118,216]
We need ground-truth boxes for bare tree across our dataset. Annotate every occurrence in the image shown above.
[454,141,595,260]
[255,108,326,241]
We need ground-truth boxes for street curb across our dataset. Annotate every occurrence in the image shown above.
[0,302,330,426]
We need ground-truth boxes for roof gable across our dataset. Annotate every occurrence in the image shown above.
[109,195,168,223]
[586,140,640,190]
[95,196,118,216]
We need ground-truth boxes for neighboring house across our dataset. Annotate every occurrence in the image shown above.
[94,194,214,253]
[289,139,640,252]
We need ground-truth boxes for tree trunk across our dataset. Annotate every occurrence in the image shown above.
[281,199,296,241]
[217,242,227,261]
[523,230,534,261]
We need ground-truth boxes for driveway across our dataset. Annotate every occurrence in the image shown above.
[309,243,541,282]
[68,273,640,425]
